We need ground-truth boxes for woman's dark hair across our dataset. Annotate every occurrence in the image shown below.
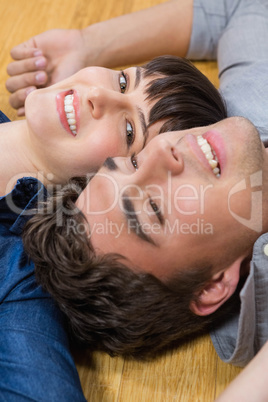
[23,179,236,359]
[141,55,227,133]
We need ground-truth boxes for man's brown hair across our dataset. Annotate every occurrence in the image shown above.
[23,178,237,358]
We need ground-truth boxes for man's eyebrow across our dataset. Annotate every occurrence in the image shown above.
[122,193,156,246]
[103,157,118,171]
[134,67,149,146]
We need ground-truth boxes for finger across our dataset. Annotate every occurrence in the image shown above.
[17,107,26,117]
[10,44,42,61]
[9,87,36,110]
[6,71,47,93]
[7,56,47,76]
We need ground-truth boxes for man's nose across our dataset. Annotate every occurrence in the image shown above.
[87,87,129,118]
[138,136,185,182]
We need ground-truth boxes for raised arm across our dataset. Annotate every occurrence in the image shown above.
[187,0,268,141]
[6,0,193,115]
[216,341,268,402]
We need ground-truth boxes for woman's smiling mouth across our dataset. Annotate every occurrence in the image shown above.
[56,89,79,137]
[64,93,77,135]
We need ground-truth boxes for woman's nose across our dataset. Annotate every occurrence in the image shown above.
[87,87,128,118]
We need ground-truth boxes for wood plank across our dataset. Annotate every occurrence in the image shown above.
[215,357,243,399]
[118,335,217,402]
[73,349,125,401]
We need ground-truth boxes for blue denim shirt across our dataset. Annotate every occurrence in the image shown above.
[0,112,86,400]
[0,111,10,124]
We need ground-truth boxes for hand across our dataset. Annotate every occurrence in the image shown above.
[6,29,87,116]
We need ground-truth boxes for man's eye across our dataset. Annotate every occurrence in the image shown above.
[126,121,135,147]
[131,153,138,170]
[149,197,164,224]
[119,71,127,93]
[149,199,160,214]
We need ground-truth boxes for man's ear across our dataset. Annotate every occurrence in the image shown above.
[190,257,243,316]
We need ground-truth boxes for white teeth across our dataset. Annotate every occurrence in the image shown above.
[197,135,220,177]
[64,94,77,135]
[64,105,73,113]
[209,159,218,169]
[205,151,213,160]
[200,143,211,154]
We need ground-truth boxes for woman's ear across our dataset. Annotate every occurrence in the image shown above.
[190,257,243,316]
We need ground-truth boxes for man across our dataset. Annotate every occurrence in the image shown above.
[22,114,268,362]
[22,0,268,367]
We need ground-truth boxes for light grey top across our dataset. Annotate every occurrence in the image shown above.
[187,0,268,367]
[187,0,268,145]
[211,234,268,367]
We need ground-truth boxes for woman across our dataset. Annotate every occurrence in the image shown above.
[1,55,226,196]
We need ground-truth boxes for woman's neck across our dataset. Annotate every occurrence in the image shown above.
[0,120,49,195]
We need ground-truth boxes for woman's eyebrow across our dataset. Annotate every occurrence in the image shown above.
[134,67,141,89]
[134,67,149,146]
[137,106,149,147]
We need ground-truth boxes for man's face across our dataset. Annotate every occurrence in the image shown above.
[77,117,268,280]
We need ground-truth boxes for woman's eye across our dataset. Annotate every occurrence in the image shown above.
[126,121,135,147]
[131,153,138,170]
[119,71,127,93]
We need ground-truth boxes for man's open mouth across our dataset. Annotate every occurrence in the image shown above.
[197,135,221,177]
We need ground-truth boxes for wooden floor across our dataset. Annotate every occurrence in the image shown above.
[0,0,243,400]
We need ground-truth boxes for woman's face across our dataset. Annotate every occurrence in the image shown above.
[25,66,161,183]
